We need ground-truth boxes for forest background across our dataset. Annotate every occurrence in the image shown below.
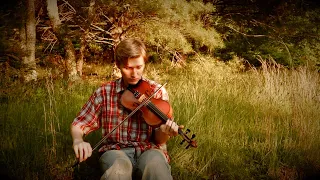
[0,0,320,179]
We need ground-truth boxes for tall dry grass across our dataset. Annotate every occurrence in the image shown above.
[147,56,320,179]
[0,57,319,179]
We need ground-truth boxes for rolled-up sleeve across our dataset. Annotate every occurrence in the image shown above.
[72,87,104,135]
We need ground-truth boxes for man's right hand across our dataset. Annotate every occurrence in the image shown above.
[73,139,93,162]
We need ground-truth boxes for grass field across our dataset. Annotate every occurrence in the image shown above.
[1,57,320,179]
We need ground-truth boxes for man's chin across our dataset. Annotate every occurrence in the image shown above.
[128,80,140,85]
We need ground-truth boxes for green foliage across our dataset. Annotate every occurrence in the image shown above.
[88,43,104,54]
[127,0,223,59]
[2,0,320,79]
[214,2,320,68]
[142,21,193,55]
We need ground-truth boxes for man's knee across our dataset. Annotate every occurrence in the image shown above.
[99,150,133,179]
[139,149,168,164]
[136,149,171,179]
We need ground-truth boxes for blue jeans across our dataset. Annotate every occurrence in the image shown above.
[99,148,173,180]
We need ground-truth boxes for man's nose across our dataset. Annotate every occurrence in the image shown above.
[131,68,137,76]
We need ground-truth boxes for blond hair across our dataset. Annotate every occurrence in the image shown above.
[114,38,147,66]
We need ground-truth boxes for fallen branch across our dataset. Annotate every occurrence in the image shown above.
[225,25,267,37]
[61,0,76,13]
[90,24,112,35]
[91,40,114,45]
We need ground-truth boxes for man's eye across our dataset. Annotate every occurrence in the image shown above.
[137,66,142,69]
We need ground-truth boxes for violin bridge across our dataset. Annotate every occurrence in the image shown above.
[138,94,147,103]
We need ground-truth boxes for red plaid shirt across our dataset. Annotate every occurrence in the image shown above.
[72,77,169,159]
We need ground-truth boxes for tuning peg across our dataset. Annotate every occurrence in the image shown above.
[185,135,196,149]
[180,139,186,145]
[180,130,190,145]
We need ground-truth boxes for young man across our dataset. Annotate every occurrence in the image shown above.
[71,38,180,180]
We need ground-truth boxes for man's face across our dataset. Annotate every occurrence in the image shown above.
[119,55,145,86]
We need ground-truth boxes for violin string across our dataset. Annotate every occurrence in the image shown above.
[146,102,194,143]
[146,102,168,122]
[93,84,166,151]
[133,85,195,145]
[133,88,169,121]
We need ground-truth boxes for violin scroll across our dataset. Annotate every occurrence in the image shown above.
[179,129,197,149]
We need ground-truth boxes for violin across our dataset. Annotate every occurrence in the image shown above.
[71,79,197,168]
[120,79,197,149]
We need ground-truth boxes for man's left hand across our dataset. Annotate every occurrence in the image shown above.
[159,119,180,137]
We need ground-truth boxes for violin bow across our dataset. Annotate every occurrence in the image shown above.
[72,82,167,168]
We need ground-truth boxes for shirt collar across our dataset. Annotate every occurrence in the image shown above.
[115,78,125,93]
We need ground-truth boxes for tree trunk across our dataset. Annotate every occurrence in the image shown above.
[46,0,61,31]
[78,0,96,77]
[46,0,78,81]
[64,38,78,79]
[20,0,37,82]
